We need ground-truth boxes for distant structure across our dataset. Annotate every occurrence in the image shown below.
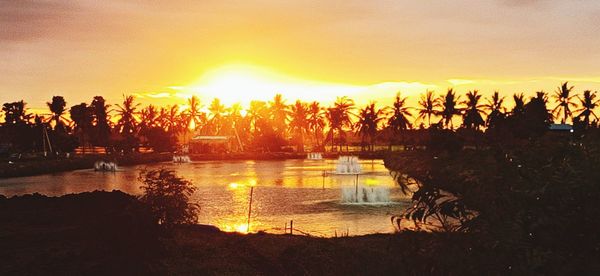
[189,135,237,153]
[549,123,573,133]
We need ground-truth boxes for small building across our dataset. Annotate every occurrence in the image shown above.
[549,124,573,133]
[189,135,235,153]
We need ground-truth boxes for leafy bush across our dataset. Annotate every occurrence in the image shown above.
[138,168,199,226]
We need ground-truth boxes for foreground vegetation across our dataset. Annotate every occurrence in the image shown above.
[0,190,580,275]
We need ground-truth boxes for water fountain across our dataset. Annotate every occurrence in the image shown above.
[94,161,117,172]
[173,155,191,163]
[335,155,361,174]
[306,152,323,160]
[341,184,390,203]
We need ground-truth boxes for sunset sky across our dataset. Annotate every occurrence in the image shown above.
[2,0,600,111]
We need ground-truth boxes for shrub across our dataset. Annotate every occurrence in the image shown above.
[138,168,199,226]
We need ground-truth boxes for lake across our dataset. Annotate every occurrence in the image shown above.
[0,158,408,236]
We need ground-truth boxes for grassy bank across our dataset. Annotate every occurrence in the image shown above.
[0,190,516,275]
[0,153,172,178]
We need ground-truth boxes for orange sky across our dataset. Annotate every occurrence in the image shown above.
[1,1,600,112]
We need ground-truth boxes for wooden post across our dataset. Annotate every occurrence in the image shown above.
[290,220,293,235]
[247,186,254,232]
[355,174,359,201]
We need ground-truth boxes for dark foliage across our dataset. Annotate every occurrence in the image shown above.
[138,168,199,227]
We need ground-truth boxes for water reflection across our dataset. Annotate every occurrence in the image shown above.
[0,159,408,236]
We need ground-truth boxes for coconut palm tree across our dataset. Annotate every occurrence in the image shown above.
[185,96,206,131]
[208,98,226,135]
[483,91,505,128]
[307,101,325,150]
[90,96,111,147]
[438,88,461,129]
[511,93,525,116]
[416,90,440,127]
[355,102,385,151]
[2,100,32,126]
[387,92,412,147]
[462,90,485,130]
[140,105,159,129]
[164,105,182,134]
[115,95,140,135]
[551,82,577,123]
[70,103,94,153]
[269,94,289,137]
[46,96,68,131]
[248,100,268,133]
[289,100,309,152]
[575,90,599,126]
[326,96,355,151]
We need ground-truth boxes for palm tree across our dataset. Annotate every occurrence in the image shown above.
[355,102,385,151]
[46,96,68,131]
[248,100,268,133]
[208,98,226,135]
[269,94,288,137]
[307,101,325,150]
[115,95,140,135]
[164,105,181,134]
[551,82,577,123]
[70,103,93,153]
[140,105,159,129]
[185,96,206,131]
[462,90,485,130]
[438,88,460,129]
[416,90,440,127]
[289,100,309,152]
[483,91,505,128]
[575,90,599,126]
[387,92,412,147]
[326,96,355,151]
[90,96,111,147]
[2,100,32,126]
[511,93,525,116]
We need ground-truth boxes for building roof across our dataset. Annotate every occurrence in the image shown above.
[549,124,573,131]
[192,135,230,141]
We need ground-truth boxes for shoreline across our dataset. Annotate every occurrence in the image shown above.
[0,151,391,178]
[0,190,470,274]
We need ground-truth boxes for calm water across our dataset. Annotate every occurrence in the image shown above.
[0,159,408,236]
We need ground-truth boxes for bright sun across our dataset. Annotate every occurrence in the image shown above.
[184,64,363,107]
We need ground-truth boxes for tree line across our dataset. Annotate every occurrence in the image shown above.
[0,81,598,154]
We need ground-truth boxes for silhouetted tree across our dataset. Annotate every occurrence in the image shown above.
[483,91,505,129]
[138,168,199,227]
[462,90,485,130]
[355,102,385,151]
[90,96,111,147]
[575,90,599,126]
[269,94,289,137]
[439,88,461,129]
[552,82,577,123]
[326,96,355,151]
[417,90,440,127]
[289,100,309,152]
[46,96,68,132]
[387,92,412,147]
[70,103,94,153]
[308,101,325,150]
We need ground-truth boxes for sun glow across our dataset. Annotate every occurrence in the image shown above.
[182,64,364,107]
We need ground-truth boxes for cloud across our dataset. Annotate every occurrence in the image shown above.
[145,92,171,98]
[0,0,77,41]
